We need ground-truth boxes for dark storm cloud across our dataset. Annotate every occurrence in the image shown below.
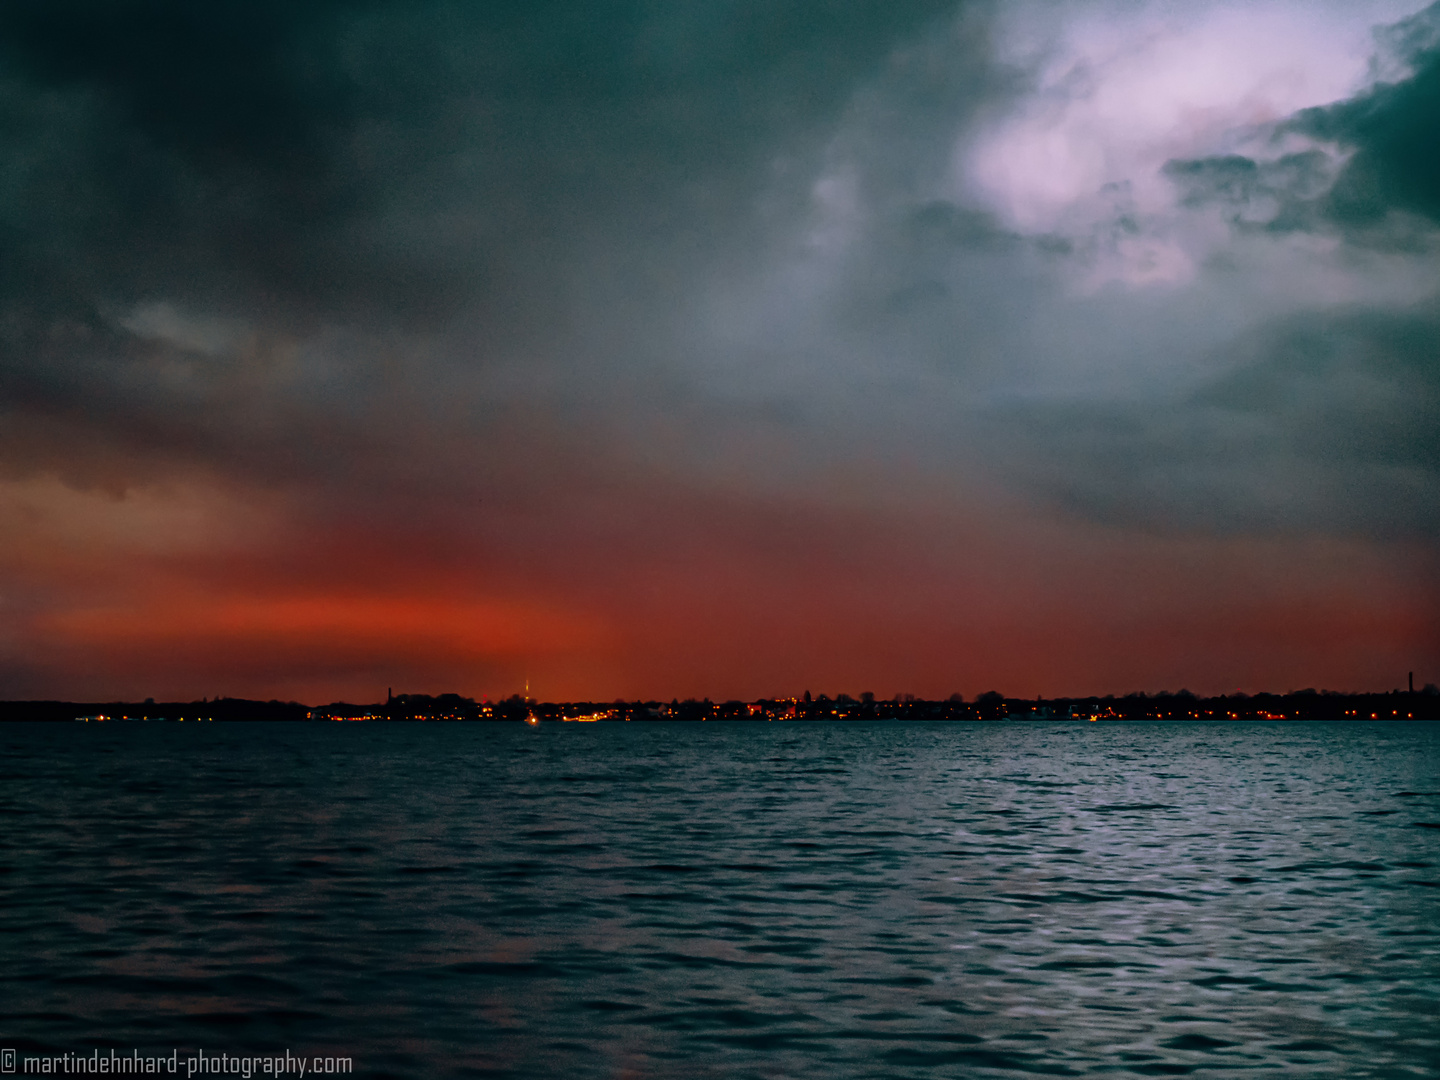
[0,1,370,321]
[5,0,1433,540]
[1290,1,1440,233]
[0,0,973,492]
[1157,6,1440,244]
[0,0,963,318]
[1118,3,1440,246]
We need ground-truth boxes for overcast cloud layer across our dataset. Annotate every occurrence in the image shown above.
[1,0,1436,701]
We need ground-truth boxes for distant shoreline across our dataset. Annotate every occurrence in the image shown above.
[3,688,1436,723]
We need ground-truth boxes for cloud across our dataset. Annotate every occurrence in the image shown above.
[1,0,1437,698]
[1291,4,1440,231]
[995,303,1440,539]
[908,1,1440,550]
[0,0,964,315]
[1149,2,1440,246]
[1160,150,1337,229]
[0,0,986,496]
[954,0,1433,285]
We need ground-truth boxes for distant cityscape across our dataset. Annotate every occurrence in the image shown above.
[4,683,1437,723]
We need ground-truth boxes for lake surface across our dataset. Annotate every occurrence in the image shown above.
[2,720,1438,1078]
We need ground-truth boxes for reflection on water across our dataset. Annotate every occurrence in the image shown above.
[1,721,1438,1078]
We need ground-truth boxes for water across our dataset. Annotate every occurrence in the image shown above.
[2,720,1438,1078]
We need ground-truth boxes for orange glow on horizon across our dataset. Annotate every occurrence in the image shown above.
[3,467,1436,703]
[42,593,606,656]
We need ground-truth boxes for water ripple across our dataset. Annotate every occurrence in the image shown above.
[1,720,1438,1079]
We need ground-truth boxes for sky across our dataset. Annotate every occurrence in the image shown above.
[2,0,1438,704]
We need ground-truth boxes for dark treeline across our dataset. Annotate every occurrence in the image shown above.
[3,698,311,722]
[2,687,1437,722]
